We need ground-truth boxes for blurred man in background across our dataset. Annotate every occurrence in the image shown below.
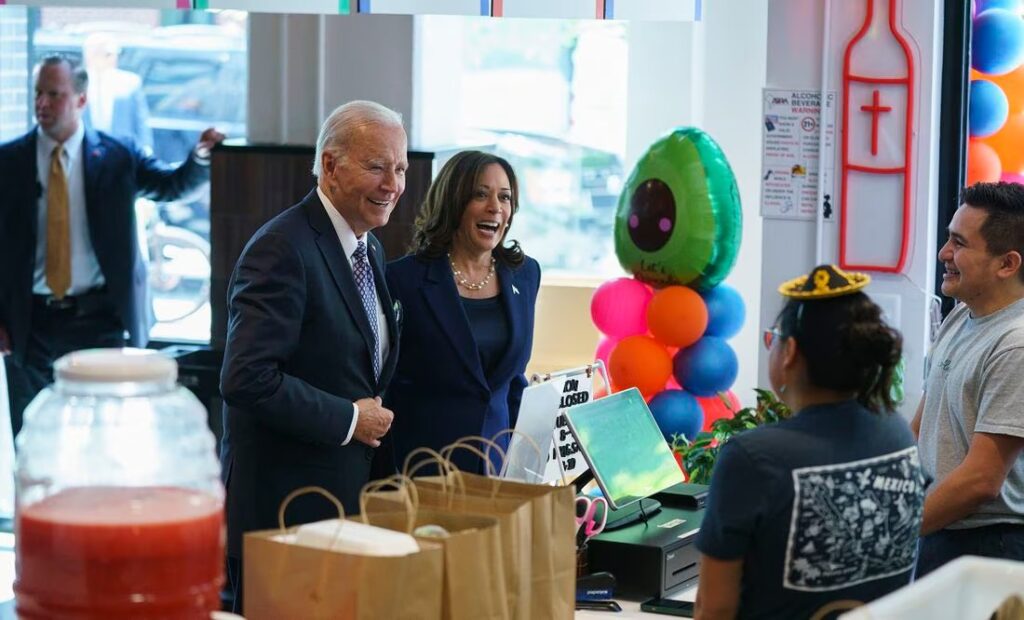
[82,33,154,154]
[0,54,223,437]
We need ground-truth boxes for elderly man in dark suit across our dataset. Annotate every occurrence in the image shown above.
[219,100,405,612]
[0,54,222,436]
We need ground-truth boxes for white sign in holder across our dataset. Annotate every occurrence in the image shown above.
[502,361,609,485]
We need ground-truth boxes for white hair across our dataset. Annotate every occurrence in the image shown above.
[312,100,404,178]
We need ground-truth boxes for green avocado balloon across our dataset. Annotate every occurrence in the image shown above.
[614,127,742,290]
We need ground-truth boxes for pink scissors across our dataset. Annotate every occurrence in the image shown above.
[575,495,609,546]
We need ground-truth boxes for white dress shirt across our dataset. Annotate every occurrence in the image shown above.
[34,123,106,295]
[317,186,391,446]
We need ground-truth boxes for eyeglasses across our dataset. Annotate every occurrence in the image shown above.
[763,326,784,350]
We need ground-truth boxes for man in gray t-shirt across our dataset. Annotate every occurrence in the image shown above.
[912,182,1024,576]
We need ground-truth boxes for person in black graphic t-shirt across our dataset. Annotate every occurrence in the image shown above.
[694,265,926,620]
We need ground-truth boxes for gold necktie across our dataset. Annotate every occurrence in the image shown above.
[45,144,71,300]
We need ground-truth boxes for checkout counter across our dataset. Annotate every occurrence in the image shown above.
[553,388,709,616]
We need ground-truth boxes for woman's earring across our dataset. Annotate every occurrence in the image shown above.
[778,384,787,395]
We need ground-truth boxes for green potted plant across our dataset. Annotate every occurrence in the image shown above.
[671,388,792,484]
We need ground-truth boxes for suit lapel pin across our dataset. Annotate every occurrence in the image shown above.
[512,284,520,295]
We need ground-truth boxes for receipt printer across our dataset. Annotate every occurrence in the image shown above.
[586,505,704,598]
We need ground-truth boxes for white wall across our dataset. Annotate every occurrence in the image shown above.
[700,1,769,407]
[248,13,415,146]
[760,0,944,418]
[626,6,771,406]
[624,21,704,167]
[411,16,465,149]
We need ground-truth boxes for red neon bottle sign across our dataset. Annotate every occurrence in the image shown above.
[840,0,915,273]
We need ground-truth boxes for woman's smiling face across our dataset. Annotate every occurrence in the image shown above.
[453,163,513,255]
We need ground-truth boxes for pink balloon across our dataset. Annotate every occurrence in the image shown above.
[1001,172,1024,184]
[594,335,620,367]
[590,277,653,338]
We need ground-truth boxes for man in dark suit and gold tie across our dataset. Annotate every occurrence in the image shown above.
[219,100,405,612]
[0,54,223,437]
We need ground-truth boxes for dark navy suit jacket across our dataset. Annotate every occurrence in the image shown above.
[384,253,540,474]
[220,189,399,558]
[0,127,207,359]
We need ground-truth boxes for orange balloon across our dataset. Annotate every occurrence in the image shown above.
[990,65,1024,115]
[967,140,1002,185]
[984,113,1024,176]
[646,286,709,348]
[608,335,673,398]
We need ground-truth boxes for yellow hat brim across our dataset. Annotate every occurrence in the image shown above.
[777,271,870,299]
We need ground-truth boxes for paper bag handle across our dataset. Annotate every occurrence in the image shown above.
[277,486,345,531]
[489,427,568,486]
[809,600,862,620]
[442,441,500,478]
[403,446,455,479]
[360,474,419,533]
[403,446,467,508]
[442,437,512,498]
[441,435,507,477]
[403,447,467,491]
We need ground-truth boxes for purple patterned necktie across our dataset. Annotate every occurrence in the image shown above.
[352,240,380,380]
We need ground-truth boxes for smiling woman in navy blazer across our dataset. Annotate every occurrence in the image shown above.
[385,151,540,474]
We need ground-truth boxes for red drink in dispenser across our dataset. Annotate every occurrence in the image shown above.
[16,487,223,619]
[13,349,225,619]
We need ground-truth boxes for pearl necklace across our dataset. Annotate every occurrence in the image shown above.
[450,255,496,291]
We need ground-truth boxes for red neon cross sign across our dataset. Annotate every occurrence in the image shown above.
[860,89,892,156]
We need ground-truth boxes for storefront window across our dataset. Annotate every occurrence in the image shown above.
[0,6,248,344]
[417,16,628,279]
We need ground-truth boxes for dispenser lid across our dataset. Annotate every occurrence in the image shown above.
[55,348,178,384]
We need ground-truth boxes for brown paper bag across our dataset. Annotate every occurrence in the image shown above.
[452,475,576,619]
[415,474,575,620]
[363,508,509,620]
[438,435,575,620]
[992,595,1024,620]
[411,478,533,620]
[361,472,508,620]
[243,486,443,620]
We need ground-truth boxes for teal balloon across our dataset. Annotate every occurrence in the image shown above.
[614,127,742,290]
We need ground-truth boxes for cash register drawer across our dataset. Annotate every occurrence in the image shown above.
[587,506,703,598]
[664,536,701,593]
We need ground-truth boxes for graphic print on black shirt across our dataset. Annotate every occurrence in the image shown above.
[784,446,925,591]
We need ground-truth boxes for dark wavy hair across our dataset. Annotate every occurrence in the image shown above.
[410,150,524,266]
[776,292,902,414]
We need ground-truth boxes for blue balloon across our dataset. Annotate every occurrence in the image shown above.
[701,284,746,339]
[977,0,1021,14]
[673,337,738,397]
[648,389,704,443]
[970,80,1010,138]
[972,9,1024,76]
